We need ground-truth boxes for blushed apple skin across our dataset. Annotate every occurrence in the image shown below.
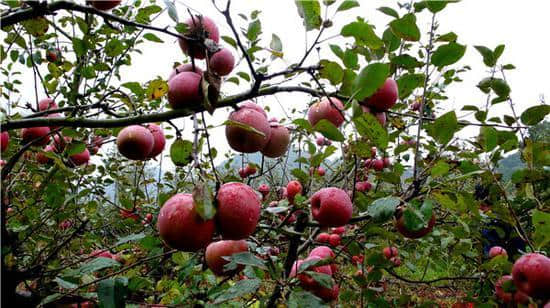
[226,108,272,153]
[157,193,215,251]
[286,180,302,203]
[310,187,353,227]
[395,212,436,239]
[209,48,235,76]
[89,0,121,11]
[489,246,508,258]
[21,127,51,146]
[36,145,55,164]
[1,131,9,152]
[147,124,165,158]
[167,72,203,109]
[261,123,290,158]
[38,98,57,111]
[362,78,398,111]
[116,125,154,161]
[178,16,220,59]
[216,182,261,240]
[511,253,550,299]
[355,181,372,192]
[240,101,267,118]
[307,97,345,128]
[70,148,90,166]
[205,240,248,276]
[314,284,339,302]
[495,275,513,303]
[168,63,204,81]
[383,246,398,259]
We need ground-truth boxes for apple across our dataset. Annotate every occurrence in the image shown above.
[279,187,288,199]
[395,211,436,239]
[258,184,270,198]
[310,187,353,227]
[362,78,398,111]
[361,105,386,126]
[316,136,325,146]
[205,240,248,276]
[216,182,261,239]
[411,101,421,111]
[352,255,364,265]
[316,233,330,243]
[36,145,55,164]
[59,220,72,230]
[286,180,302,203]
[53,134,71,153]
[1,131,9,152]
[38,98,57,111]
[489,246,508,259]
[390,256,402,267]
[290,256,333,289]
[178,15,220,59]
[21,127,51,146]
[146,123,165,158]
[244,164,257,176]
[372,159,384,171]
[355,181,372,193]
[168,63,204,81]
[313,284,339,302]
[307,97,345,128]
[238,168,247,178]
[511,253,550,298]
[157,193,215,251]
[145,213,153,223]
[239,101,267,118]
[209,48,235,76]
[120,208,139,221]
[383,246,398,259]
[383,157,391,168]
[261,122,290,158]
[69,148,90,166]
[479,203,491,213]
[6,207,13,214]
[45,49,59,63]
[226,107,272,153]
[328,234,341,246]
[116,125,154,160]
[0,160,6,168]
[331,227,345,235]
[495,275,514,303]
[167,71,203,109]
[89,0,121,10]
[316,166,326,176]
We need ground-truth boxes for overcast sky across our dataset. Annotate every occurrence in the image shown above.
[3,0,549,166]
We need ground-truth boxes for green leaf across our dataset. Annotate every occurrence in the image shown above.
[146,78,168,100]
[313,119,345,142]
[116,232,146,245]
[532,210,550,249]
[431,161,450,177]
[319,60,344,85]
[329,44,344,59]
[170,139,193,167]
[143,33,164,43]
[337,0,359,11]
[436,32,458,42]
[105,38,125,58]
[396,73,424,99]
[247,20,262,41]
[426,111,459,145]
[295,0,322,31]
[192,182,216,220]
[493,44,505,61]
[520,105,550,125]
[431,42,466,67]
[136,5,162,23]
[288,291,327,308]
[353,112,389,149]
[21,17,49,37]
[352,63,390,101]
[367,197,400,222]
[163,0,178,23]
[377,7,399,18]
[343,49,359,69]
[391,54,422,70]
[426,1,448,13]
[72,38,87,58]
[389,13,420,41]
[341,20,384,49]
[78,257,120,274]
[270,34,283,58]
[490,78,510,98]
[213,279,261,304]
[306,271,334,288]
[224,252,266,271]
[479,126,498,152]
[98,277,128,308]
[221,35,237,48]
[474,45,495,67]
[293,118,313,132]
[66,142,86,156]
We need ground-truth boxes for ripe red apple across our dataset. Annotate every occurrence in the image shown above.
[59,220,72,230]
[286,180,303,203]
[489,246,508,259]
[313,284,339,302]
[36,145,55,164]
[226,107,272,153]
[21,127,51,146]
[362,78,398,111]
[167,71,203,109]
[157,193,215,251]
[45,49,59,63]
[70,148,90,166]
[258,184,270,197]
[383,157,391,168]
[352,255,364,265]
[178,15,220,59]
[38,98,57,111]
[309,246,338,275]
[316,166,326,176]
[383,246,398,259]
[209,48,235,76]
[89,0,121,10]
[205,240,248,276]
[316,233,330,243]
[116,125,154,160]
[355,181,372,193]
[146,123,165,158]
[238,168,247,178]
[316,136,325,146]
[390,256,402,267]
[216,182,261,240]
[240,101,267,118]
[372,159,384,171]
[145,213,153,223]
[1,131,9,152]
[168,63,204,81]
[395,211,436,239]
[511,253,550,298]
[307,97,345,128]
[331,226,345,235]
[329,234,341,246]
[310,187,353,227]
[361,105,387,126]
[244,164,257,176]
[261,122,290,158]
[0,160,6,168]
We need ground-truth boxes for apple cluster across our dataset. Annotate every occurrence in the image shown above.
[316,226,347,247]
[290,246,339,302]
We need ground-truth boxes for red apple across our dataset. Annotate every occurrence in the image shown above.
[261,122,290,158]
[45,49,59,63]
[21,127,51,146]
[146,123,165,158]
[352,255,364,265]
[307,97,345,128]
[38,98,57,111]
[331,227,345,235]
[240,101,267,118]
[1,131,8,152]
[390,256,401,267]
[383,157,391,168]
[89,0,121,10]
[244,164,257,176]
[489,246,508,259]
[205,240,248,276]
[178,15,220,59]
[355,181,372,193]
[316,136,325,146]
[511,253,550,298]
[116,125,154,160]
[53,134,71,153]
[495,275,514,303]
[411,101,421,111]
[6,207,13,214]
[168,63,203,81]
[167,71,203,109]
[286,180,302,203]
[157,193,215,251]
[69,148,90,166]
[372,159,384,171]
[216,182,261,240]
[313,284,339,302]
[209,48,235,76]
[226,107,272,153]
[59,220,72,230]
[258,184,270,197]
[239,168,247,178]
[362,78,398,111]
[0,160,6,168]
[145,213,153,223]
[383,246,398,259]
[316,166,326,176]
[361,105,387,126]
[329,234,341,247]
[395,211,436,239]
[310,187,353,227]
[36,145,55,164]
[316,233,330,243]
[120,208,139,221]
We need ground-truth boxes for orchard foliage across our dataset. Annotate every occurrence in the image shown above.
[1,0,550,307]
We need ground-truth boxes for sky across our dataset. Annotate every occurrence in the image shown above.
[2,0,549,167]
